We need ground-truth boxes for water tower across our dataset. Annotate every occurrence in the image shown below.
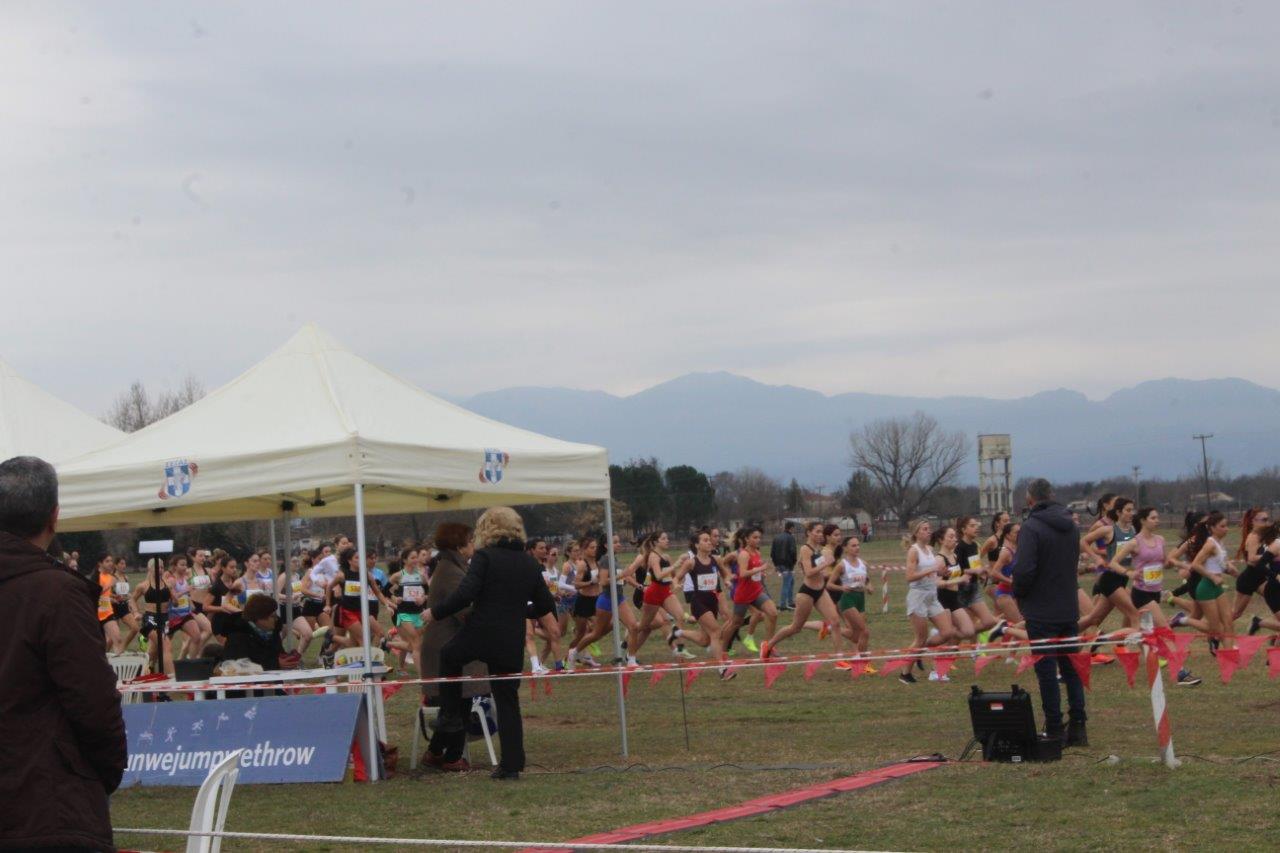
[978,434,1013,518]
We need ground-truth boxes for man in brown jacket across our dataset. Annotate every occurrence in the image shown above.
[0,456,127,852]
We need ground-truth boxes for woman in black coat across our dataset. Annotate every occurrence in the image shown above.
[423,507,559,779]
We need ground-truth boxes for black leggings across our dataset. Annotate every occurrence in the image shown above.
[436,638,525,772]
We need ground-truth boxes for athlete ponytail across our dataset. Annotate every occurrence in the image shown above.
[901,518,930,550]
[1256,522,1280,549]
[1135,506,1158,531]
[1095,493,1117,518]
[1107,497,1133,522]
[1188,512,1226,560]
[999,521,1019,548]
[1237,507,1261,559]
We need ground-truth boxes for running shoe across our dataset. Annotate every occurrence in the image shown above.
[1249,615,1263,636]
[589,642,602,657]
[834,660,853,670]
[554,661,566,671]
[818,622,831,641]
[581,654,601,668]
[1091,653,1114,665]
[1208,637,1220,658]
[759,640,772,660]
[676,648,696,659]
[976,630,991,645]
[1176,669,1202,687]
[531,662,549,675]
[719,666,737,681]
[898,671,917,684]
[927,671,950,683]
[742,635,759,653]
[1170,611,1188,628]
[988,621,1007,642]
[864,664,878,675]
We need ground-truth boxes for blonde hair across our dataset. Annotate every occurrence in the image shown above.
[473,506,526,548]
[901,518,930,550]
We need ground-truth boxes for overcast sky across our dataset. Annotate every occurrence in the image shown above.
[4,1,1278,417]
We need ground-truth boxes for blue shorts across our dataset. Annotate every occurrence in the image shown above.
[596,592,614,613]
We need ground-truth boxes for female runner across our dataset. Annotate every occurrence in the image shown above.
[718,527,779,656]
[934,525,977,645]
[165,555,209,659]
[570,535,638,666]
[762,522,848,659]
[1111,507,1202,686]
[389,547,427,674]
[988,522,1023,624]
[326,547,393,651]
[130,558,175,676]
[274,557,313,659]
[625,531,688,664]
[672,530,735,678]
[202,555,244,642]
[828,535,872,668]
[567,536,604,667]
[1231,508,1270,622]
[954,516,998,636]
[1245,523,1280,637]
[1187,512,1236,653]
[899,519,957,683]
[1078,498,1143,632]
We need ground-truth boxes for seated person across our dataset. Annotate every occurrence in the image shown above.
[222,594,283,673]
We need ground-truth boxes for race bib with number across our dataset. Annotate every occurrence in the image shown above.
[291,580,304,593]
[344,580,363,597]
[814,556,828,569]
[696,572,718,591]
[968,555,983,570]
[404,585,425,603]
[1142,566,1163,585]
[114,581,131,596]
[176,594,191,609]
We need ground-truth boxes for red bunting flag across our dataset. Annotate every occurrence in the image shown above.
[1268,646,1280,680]
[381,682,404,701]
[1015,654,1042,676]
[1235,635,1266,669]
[650,666,668,686]
[621,671,632,698]
[1067,652,1093,690]
[1164,633,1195,675]
[1216,647,1241,684]
[764,663,787,689]
[973,654,995,677]
[879,658,911,677]
[1113,648,1140,688]
[934,656,958,680]
[528,676,538,702]
[804,661,823,681]
[544,678,553,697]
[848,659,869,679]
[685,667,702,690]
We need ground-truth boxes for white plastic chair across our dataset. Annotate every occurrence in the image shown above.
[410,697,497,769]
[186,748,243,853]
[107,653,149,704]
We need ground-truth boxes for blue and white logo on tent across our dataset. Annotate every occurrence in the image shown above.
[479,449,509,485]
[159,458,198,500]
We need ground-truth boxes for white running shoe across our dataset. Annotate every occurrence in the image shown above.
[928,671,950,683]
[532,663,549,675]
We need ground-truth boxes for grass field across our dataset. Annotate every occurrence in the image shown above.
[111,535,1280,852]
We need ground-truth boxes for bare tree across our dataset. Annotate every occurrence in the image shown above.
[105,375,206,432]
[711,467,784,526]
[849,412,969,527]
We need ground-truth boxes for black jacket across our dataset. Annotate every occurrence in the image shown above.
[770,532,797,570]
[0,532,127,852]
[1010,501,1081,623]
[431,539,555,673]
[222,615,283,673]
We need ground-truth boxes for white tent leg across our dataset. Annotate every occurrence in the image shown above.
[353,482,380,781]
[281,508,293,648]
[603,500,629,758]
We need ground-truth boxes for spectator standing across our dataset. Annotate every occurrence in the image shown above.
[771,522,798,610]
[0,456,127,852]
[1009,478,1087,746]
[423,508,558,780]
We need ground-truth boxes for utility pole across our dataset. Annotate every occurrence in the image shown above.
[1192,434,1214,511]
[1132,465,1142,506]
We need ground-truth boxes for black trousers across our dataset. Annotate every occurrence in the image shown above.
[1025,619,1087,732]
[434,634,525,772]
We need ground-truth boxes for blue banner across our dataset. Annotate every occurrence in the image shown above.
[120,693,364,787]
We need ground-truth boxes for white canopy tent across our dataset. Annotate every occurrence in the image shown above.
[0,358,122,462]
[55,325,628,776]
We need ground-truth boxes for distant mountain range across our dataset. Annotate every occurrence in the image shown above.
[461,374,1280,488]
